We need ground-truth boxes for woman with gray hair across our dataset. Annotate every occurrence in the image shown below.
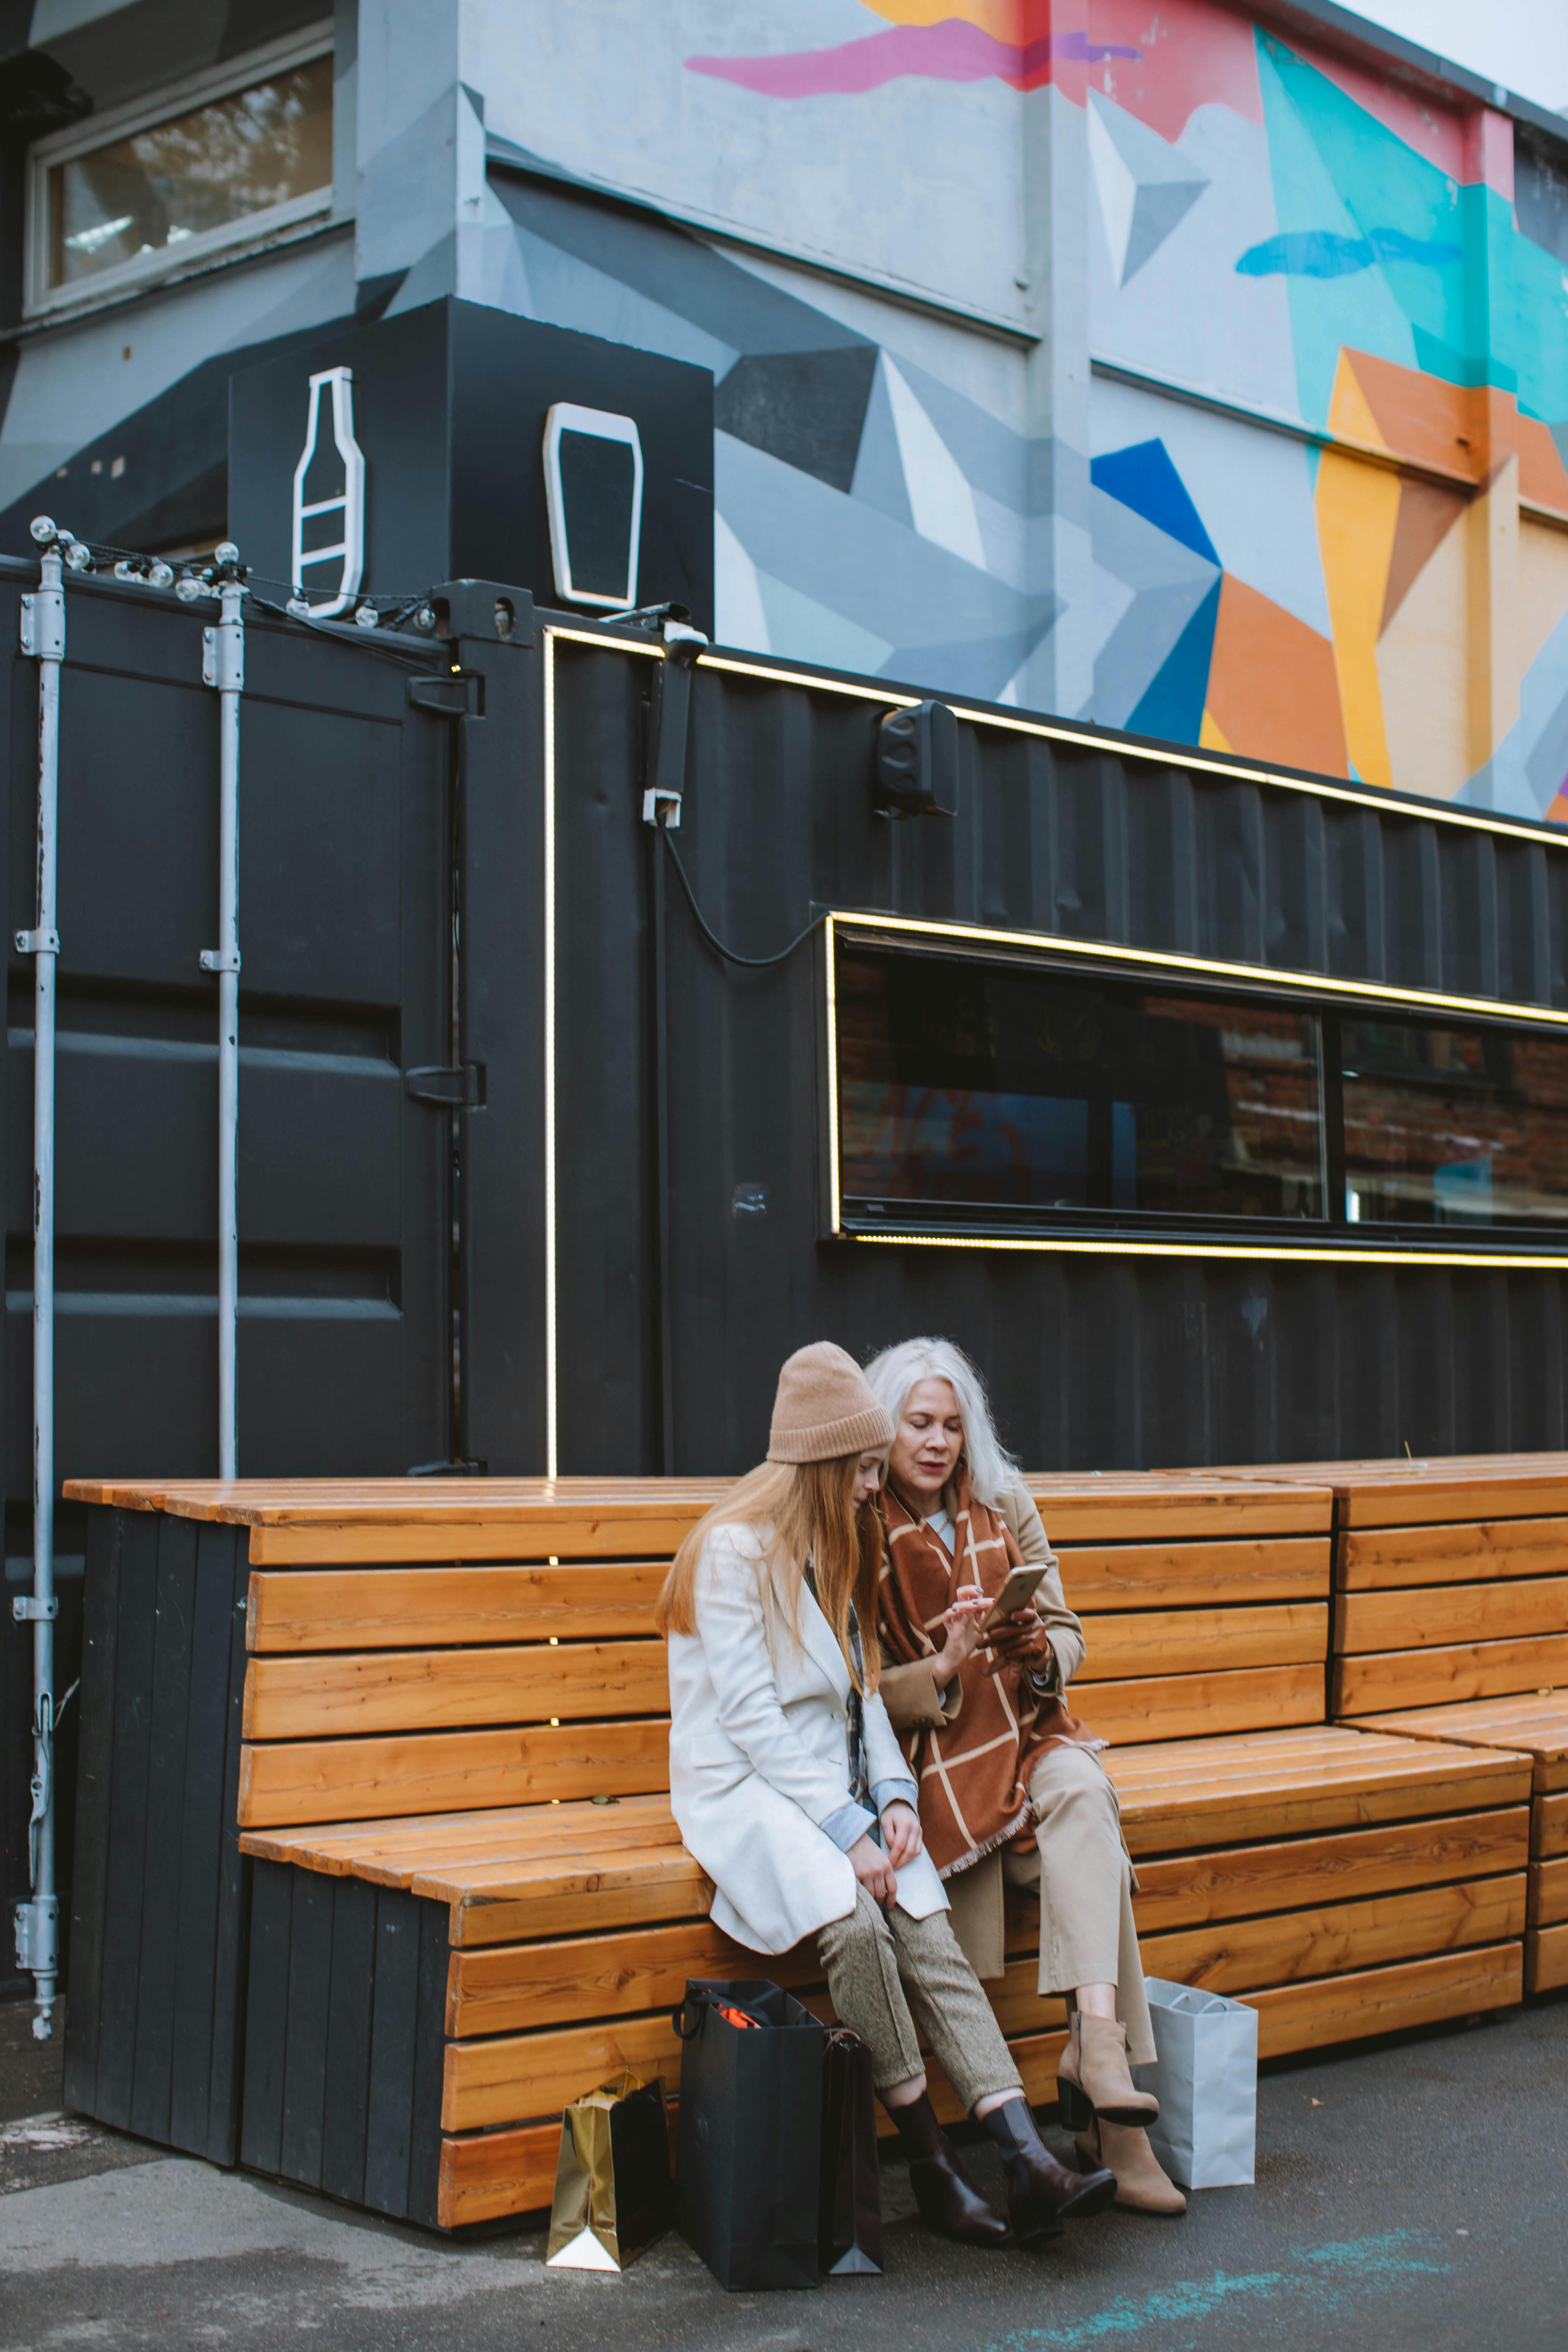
[862,1336,1185,2218]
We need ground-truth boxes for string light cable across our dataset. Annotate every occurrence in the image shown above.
[23,518,447,669]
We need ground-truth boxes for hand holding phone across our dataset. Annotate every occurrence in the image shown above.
[982,1563,1043,1631]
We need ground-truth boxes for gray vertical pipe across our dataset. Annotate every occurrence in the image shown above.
[15,524,64,2037]
[201,558,244,1477]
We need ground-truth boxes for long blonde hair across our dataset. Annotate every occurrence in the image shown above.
[655,1455,884,1693]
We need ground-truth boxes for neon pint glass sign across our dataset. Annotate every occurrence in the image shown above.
[290,366,365,619]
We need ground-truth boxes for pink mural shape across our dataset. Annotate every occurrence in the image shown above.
[685,21,1138,101]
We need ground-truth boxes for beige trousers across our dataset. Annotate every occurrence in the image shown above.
[816,1886,1025,2109]
[944,1745,1156,2068]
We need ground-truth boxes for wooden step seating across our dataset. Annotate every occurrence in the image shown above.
[1178,1455,1568,1996]
[63,1473,1532,2230]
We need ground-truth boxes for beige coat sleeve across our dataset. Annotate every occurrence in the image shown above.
[999,1476,1086,1690]
[877,1655,962,1731]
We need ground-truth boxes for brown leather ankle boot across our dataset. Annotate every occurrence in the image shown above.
[980,2095,1116,2247]
[1075,2116,1186,2216]
[890,2093,1012,2247]
[1056,2013,1160,2129]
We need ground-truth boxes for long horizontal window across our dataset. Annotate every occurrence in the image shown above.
[831,937,1568,1244]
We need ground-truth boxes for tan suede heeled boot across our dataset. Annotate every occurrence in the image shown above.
[1056,2012,1160,2128]
[1075,2117,1186,2216]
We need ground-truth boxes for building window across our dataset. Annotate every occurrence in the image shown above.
[827,928,1568,1251]
[1340,1018,1568,1229]
[27,29,332,315]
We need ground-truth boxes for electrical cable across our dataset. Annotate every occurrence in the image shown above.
[658,819,821,969]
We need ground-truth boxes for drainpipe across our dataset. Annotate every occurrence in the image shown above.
[199,548,245,1479]
[13,519,65,2038]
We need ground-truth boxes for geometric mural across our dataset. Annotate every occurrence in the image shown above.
[2,0,1567,821]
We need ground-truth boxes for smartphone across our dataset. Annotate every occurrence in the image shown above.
[982,1563,1043,1631]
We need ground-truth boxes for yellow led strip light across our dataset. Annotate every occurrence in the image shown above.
[551,625,1568,852]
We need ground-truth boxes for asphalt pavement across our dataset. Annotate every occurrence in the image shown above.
[1,1992,1563,2351]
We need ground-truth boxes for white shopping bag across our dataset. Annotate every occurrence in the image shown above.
[1142,1977,1258,2190]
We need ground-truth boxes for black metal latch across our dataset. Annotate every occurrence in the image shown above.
[407,672,482,717]
[404,1063,486,1108]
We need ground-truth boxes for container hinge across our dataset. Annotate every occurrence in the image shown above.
[202,620,244,692]
[14,1896,58,1974]
[14,929,59,955]
[407,672,481,717]
[12,1595,58,1621]
[200,949,241,974]
[20,590,64,662]
[404,1062,486,1108]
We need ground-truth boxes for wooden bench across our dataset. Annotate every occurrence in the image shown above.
[62,1473,1533,2230]
[1171,1455,1568,1998]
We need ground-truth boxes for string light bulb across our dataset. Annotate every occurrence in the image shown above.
[354,602,380,629]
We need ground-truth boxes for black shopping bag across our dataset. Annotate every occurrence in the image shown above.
[674,1977,825,2292]
[545,2070,672,2270]
[819,2028,883,2275]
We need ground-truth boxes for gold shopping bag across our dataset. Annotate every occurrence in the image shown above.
[545,2070,673,2271]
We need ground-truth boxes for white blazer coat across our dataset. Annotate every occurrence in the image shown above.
[667,1521,949,1954]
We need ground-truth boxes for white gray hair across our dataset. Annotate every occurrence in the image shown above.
[861,1336,1020,1508]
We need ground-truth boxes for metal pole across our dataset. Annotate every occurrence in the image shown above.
[201,549,244,1478]
[14,520,65,2038]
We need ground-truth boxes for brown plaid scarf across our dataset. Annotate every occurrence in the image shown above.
[878,1471,1099,1879]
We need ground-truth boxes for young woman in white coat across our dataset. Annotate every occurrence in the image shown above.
[657,1340,1116,2250]
[863,1336,1186,2218]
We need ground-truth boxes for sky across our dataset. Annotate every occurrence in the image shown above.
[1352,0,1568,117]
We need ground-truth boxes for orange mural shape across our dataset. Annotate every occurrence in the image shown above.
[1338,348,1568,515]
[1203,573,1348,780]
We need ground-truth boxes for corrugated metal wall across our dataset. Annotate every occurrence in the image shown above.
[540,633,1568,1476]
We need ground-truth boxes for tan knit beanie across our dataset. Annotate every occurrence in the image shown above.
[766,1341,893,1465]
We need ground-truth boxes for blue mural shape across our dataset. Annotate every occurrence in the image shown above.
[1091,440,1221,566]
[1128,576,1223,744]
[1237,227,1464,278]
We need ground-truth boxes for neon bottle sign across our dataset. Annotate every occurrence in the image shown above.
[290,366,365,619]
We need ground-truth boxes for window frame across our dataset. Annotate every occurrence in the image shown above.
[24,22,335,321]
[820,911,1568,1267]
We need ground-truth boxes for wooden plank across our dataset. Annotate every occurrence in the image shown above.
[1243,1942,1523,2059]
[248,1516,709,1565]
[1350,1698,1568,1792]
[247,1563,667,1651]
[1032,1484,1331,1541]
[441,2007,1068,2141]
[1054,1537,1329,1610]
[447,1919,818,2037]
[237,1718,671,1828]
[441,1853,713,1945]
[237,1793,679,1878]
[1536,1792,1568,1857]
[1526,1920,1568,1991]
[1335,1634,1568,1717]
[1334,1578,1568,1658]
[1110,1734,1531,1853]
[1130,1809,1530,1934]
[62,1507,122,2118]
[1080,1661,1323,1746]
[1528,1855,1568,1927]
[434,2030,1070,2228]
[1138,1875,1525,1995]
[1075,1603,1326,1682]
[1340,1480,1568,1528]
[242,1639,668,1740]
[1340,1517,1568,1592]
[95,1510,160,2133]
